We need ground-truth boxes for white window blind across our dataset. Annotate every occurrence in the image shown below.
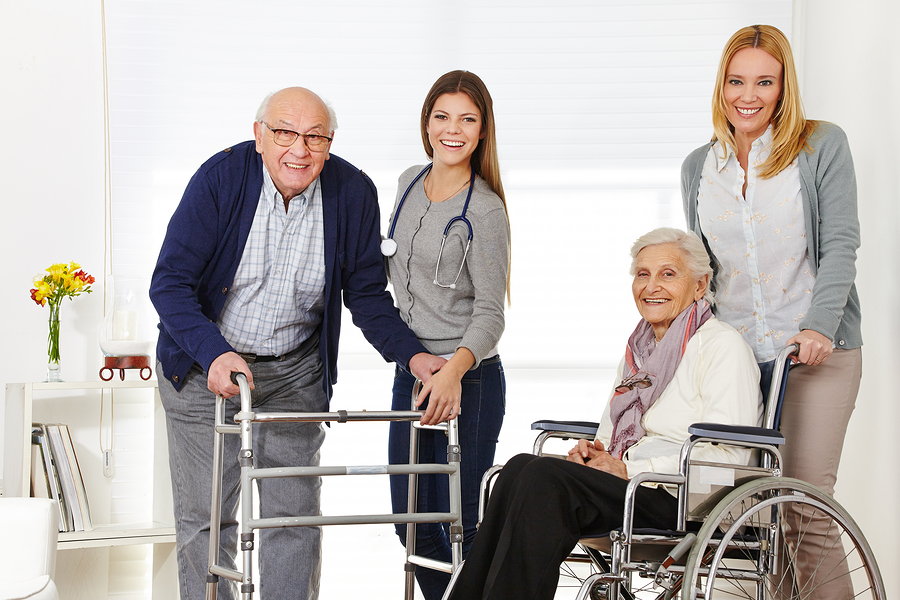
[105,0,792,369]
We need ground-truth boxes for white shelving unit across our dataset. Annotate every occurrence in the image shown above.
[4,379,177,599]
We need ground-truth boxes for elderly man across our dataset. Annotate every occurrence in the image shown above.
[150,87,444,600]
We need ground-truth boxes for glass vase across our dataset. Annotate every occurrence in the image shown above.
[45,301,62,382]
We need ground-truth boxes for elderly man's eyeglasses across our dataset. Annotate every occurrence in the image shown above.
[263,123,332,152]
[615,373,652,394]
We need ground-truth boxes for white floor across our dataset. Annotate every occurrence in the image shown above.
[318,366,614,599]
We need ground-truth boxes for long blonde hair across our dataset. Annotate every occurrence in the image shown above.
[711,25,817,178]
[420,70,511,302]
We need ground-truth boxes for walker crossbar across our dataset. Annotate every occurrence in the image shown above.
[205,374,463,600]
[248,410,426,423]
[248,464,457,478]
[249,512,461,529]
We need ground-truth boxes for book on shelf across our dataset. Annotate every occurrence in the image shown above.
[58,424,93,531]
[30,428,51,499]
[31,425,70,532]
[32,423,93,532]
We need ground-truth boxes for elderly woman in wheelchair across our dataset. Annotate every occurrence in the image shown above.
[445,227,760,599]
[443,227,884,600]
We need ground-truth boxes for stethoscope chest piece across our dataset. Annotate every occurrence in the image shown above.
[380,238,398,257]
[382,163,476,289]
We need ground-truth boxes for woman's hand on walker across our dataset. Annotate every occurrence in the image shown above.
[415,349,475,425]
[416,369,462,425]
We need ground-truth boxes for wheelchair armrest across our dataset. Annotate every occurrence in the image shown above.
[688,422,785,446]
[530,420,599,436]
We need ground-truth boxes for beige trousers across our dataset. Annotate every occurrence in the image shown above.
[778,347,862,598]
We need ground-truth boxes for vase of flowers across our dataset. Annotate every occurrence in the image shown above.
[30,262,95,382]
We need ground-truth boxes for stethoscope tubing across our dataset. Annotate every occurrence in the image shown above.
[383,163,475,254]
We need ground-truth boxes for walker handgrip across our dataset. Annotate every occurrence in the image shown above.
[229,372,252,404]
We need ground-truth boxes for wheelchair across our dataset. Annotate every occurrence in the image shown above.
[204,375,463,600]
[466,344,885,600]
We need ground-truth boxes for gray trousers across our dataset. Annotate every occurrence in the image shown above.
[158,341,327,600]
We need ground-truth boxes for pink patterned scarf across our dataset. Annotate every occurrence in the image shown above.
[607,300,713,459]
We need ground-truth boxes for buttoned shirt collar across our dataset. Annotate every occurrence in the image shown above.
[260,164,317,210]
[712,125,774,173]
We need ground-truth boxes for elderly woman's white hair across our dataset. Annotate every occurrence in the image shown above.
[255,89,339,133]
[629,227,715,305]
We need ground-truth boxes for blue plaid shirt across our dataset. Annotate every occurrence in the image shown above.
[218,167,326,355]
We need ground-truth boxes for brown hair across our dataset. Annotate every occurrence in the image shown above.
[421,70,511,301]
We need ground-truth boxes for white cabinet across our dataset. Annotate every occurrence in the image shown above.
[4,380,177,599]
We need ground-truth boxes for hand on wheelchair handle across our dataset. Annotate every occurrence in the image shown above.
[786,331,831,366]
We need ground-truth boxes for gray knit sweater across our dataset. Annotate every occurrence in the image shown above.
[681,121,862,350]
[387,165,509,364]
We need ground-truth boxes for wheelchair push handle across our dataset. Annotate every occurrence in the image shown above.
[786,342,800,360]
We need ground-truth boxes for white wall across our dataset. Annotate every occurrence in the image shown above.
[793,1,900,596]
[1,1,897,597]
[0,1,106,388]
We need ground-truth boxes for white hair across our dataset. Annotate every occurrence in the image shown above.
[255,90,338,133]
[629,227,715,304]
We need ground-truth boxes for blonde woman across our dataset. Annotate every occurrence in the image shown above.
[682,24,862,599]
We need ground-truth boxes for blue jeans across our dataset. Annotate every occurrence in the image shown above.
[157,343,327,600]
[388,355,506,600]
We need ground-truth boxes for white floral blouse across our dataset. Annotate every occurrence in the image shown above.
[697,126,815,362]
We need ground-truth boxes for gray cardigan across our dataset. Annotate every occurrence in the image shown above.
[387,165,509,364]
[681,121,862,350]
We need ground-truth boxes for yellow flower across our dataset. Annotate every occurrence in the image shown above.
[29,262,94,307]
[47,263,66,280]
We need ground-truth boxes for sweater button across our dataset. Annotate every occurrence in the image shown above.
[222,287,228,294]
[838,340,845,346]
[173,375,180,383]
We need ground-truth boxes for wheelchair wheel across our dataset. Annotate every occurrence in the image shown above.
[558,548,628,600]
[682,477,885,600]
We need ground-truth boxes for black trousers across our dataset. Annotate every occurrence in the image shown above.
[447,453,679,600]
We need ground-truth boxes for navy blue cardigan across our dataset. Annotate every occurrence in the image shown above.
[150,141,426,398]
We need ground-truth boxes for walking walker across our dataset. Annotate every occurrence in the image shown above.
[205,374,463,599]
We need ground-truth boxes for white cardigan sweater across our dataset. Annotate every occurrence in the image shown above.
[596,318,763,480]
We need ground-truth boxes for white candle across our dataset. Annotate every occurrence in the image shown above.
[114,310,138,340]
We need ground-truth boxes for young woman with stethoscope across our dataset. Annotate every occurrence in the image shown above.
[385,70,510,600]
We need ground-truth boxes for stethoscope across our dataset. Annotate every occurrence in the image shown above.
[380,163,475,289]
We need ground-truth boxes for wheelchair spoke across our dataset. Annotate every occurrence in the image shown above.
[552,479,883,600]
[682,478,884,600]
